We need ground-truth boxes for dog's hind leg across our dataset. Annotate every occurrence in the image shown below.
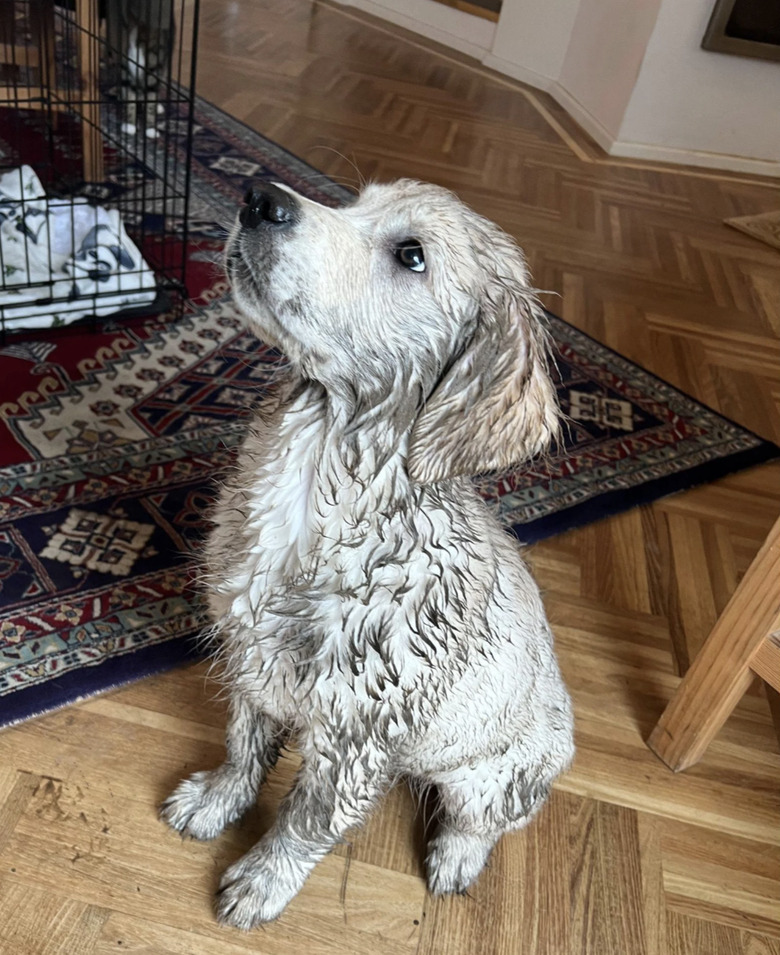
[424,761,551,895]
[160,691,282,840]
[215,726,389,928]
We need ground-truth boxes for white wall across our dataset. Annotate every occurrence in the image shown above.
[617,0,780,169]
[558,0,662,141]
[485,0,581,89]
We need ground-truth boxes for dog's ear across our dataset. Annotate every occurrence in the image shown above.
[407,288,559,485]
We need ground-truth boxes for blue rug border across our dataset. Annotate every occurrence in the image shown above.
[0,635,203,729]
[512,440,779,543]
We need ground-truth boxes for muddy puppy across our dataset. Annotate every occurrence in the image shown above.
[161,179,574,928]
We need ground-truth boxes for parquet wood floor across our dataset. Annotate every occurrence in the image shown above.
[2,2,779,953]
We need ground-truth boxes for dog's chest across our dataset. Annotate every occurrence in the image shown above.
[225,513,434,729]
[212,402,483,721]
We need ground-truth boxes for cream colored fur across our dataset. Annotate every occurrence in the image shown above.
[161,179,574,929]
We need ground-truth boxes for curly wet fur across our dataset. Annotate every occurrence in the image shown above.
[161,179,574,928]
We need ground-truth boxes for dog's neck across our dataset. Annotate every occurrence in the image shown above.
[292,371,423,475]
[240,375,420,589]
[300,376,415,489]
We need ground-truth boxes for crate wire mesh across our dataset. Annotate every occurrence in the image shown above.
[0,0,199,335]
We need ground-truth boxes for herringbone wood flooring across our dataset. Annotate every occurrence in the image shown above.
[1,2,779,953]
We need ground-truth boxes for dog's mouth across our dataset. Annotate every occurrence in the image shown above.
[224,240,246,286]
[225,228,295,350]
[225,229,267,301]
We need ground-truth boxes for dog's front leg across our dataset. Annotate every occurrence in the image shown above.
[161,691,282,840]
[215,727,389,928]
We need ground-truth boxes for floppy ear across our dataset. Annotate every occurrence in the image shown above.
[406,290,559,485]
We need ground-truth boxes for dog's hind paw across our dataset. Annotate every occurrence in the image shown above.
[160,769,252,841]
[425,829,495,895]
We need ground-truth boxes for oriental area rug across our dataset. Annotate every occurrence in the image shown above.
[1,97,778,728]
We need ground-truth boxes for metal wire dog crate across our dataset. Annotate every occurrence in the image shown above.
[0,0,199,336]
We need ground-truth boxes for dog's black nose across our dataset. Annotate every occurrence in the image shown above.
[240,183,299,230]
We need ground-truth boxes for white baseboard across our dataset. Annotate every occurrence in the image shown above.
[480,53,555,93]
[539,83,780,178]
[547,82,617,155]
[336,0,495,61]
[607,140,780,179]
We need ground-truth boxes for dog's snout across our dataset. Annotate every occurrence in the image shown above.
[240,183,299,230]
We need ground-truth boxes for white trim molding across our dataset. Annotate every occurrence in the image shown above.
[607,141,780,179]
[547,82,616,155]
[547,85,780,177]
[481,53,555,93]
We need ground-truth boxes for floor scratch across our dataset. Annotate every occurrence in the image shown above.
[340,842,353,915]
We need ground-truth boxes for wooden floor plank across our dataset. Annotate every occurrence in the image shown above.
[2,0,780,951]
[0,883,109,955]
[666,910,780,955]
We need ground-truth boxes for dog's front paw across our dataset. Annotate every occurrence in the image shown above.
[160,769,251,841]
[215,851,298,928]
[426,829,495,895]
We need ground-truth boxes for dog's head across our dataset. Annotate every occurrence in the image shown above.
[226,178,559,483]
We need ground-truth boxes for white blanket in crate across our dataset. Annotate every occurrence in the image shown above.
[0,166,157,330]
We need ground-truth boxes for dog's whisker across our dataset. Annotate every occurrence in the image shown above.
[307,145,366,190]
[289,170,362,198]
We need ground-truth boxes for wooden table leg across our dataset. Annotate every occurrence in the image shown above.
[647,514,780,772]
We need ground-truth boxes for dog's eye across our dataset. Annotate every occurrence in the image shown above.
[394,240,425,273]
